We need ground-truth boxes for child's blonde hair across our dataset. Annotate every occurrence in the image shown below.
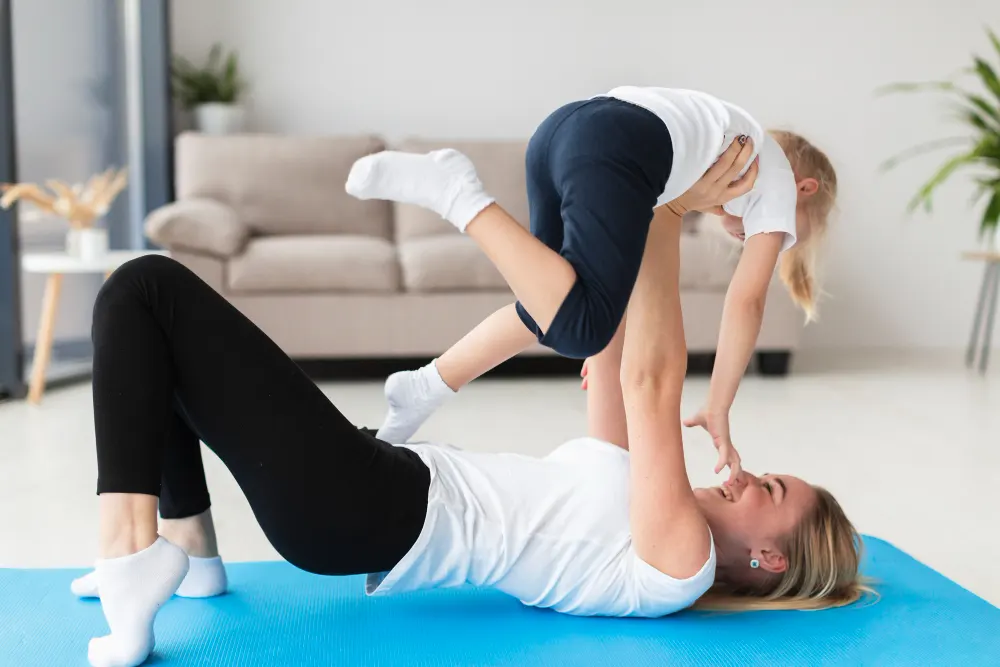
[768,131,837,321]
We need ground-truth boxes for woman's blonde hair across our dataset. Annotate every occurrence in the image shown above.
[694,487,872,612]
[768,130,838,322]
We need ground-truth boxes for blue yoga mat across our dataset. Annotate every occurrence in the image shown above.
[1,536,996,666]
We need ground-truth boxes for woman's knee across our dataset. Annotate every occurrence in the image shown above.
[94,255,186,325]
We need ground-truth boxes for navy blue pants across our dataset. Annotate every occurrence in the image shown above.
[515,98,674,359]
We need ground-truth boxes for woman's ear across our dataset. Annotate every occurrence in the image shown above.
[758,549,788,575]
[797,177,820,199]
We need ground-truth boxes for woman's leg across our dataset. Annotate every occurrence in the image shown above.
[87,255,429,667]
[71,408,226,600]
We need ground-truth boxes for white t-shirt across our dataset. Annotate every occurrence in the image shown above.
[366,437,716,618]
[603,86,798,252]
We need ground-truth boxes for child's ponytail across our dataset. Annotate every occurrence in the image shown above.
[769,130,837,322]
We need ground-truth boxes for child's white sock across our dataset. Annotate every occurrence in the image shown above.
[87,537,188,667]
[376,360,456,444]
[72,555,227,599]
[345,149,495,231]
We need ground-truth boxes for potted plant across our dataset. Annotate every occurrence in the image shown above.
[172,44,247,135]
[0,168,129,260]
[880,28,1000,248]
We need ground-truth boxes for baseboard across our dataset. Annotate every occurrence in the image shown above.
[23,337,93,362]
[295,352,726,381]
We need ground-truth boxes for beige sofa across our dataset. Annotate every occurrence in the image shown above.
[145,133,804,373]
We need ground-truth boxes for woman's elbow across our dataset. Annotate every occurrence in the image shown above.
[620,354,687,399]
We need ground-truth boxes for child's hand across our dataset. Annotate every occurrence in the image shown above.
[683,408,743,483]
[580,359,589,390]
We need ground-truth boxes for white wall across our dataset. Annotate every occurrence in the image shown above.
[171,0,1000,351]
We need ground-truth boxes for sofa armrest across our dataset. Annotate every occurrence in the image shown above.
[144,199,249,258]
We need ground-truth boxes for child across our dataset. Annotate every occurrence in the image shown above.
[345,87,837,480]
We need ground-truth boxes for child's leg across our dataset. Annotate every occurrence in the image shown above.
[346,99,671,360]
[373,121,569,444]
[376,303,535,443]
[586,316,629,450]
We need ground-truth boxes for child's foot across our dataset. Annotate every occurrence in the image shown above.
[376,360,456,444]
[72,554,227,599]
[345,149,495,231]
[87,537,188,667]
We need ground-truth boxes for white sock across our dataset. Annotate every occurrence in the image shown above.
[376,360,456,444]
[72,555,228,599]
[87,537,189,667]
[345,149,495,231]
[175,556,228,598]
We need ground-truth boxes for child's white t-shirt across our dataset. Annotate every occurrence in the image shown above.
[602,86,798,252]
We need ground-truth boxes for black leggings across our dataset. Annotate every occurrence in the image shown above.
[92,255,430,576]
[516,97,674,359]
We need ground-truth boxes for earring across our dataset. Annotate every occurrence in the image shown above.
[749,558,760,569]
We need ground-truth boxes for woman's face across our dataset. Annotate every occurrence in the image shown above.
[694,471,817,572]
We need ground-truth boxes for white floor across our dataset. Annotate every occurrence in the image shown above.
[2,359,998,607]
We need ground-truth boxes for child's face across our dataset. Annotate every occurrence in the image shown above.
[720,177,820,242]
[720,214,745,242]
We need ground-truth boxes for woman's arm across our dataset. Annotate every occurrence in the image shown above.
[620,206,710,579]
[582,138,760,454]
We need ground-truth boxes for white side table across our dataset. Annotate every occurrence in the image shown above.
[20,250,168,404]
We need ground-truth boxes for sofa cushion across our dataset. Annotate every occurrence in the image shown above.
[227,235,399,294]
[679,231,741,290]
[144,199,248,258]
[175,133,392,239]
[393,139,529,242]
[398,236,508,292]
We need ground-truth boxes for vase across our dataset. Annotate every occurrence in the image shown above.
[66,227,109,261]
[194,103,246,135]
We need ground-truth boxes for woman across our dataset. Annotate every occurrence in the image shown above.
[347,87,838,482]
[83,154,862,667]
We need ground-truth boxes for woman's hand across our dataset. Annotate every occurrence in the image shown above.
[683,408,743,484]
[665,136,759,217]
[580,358,589,390]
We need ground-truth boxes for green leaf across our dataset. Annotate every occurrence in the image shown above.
[874,81,956,96]
[170,45,243,109]
[973,57,1000,103]
[988,28,1000,64]
[957,106,993,132]
[907,152,978,213]
[962,93,1000,128]
[207,44,222,73]
[879,137,971,171]
[980,190,1000,236]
